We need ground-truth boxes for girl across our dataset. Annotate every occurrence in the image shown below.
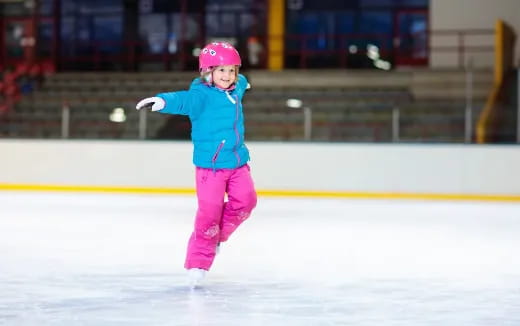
[136,42,257,287]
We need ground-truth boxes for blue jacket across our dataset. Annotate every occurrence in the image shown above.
[156,74,250,170]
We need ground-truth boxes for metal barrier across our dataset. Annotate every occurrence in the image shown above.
[14,29,495,72]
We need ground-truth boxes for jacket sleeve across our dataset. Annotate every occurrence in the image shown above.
[155,88,205,117]
[236,74,250,98]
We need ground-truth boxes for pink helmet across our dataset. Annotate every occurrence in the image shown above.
[199,42,241,73]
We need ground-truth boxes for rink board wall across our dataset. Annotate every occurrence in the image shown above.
[0,140,519,201]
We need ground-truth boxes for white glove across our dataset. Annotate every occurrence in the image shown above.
[136,97,165,111]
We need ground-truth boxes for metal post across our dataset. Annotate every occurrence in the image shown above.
[465,58,473,143]
[61,101,69,139]
[392,106,400,142]
[517,68,520,143]
[138,107,147,139]
[303,106,312,141]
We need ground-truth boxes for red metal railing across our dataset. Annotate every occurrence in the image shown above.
[0,29,495,72]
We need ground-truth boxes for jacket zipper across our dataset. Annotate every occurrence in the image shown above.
[212,139,226,172]
[232,95,241,167]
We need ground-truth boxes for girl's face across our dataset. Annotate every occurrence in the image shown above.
[212,65,236,89]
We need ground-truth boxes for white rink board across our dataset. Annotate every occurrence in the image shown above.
[0,139,520,195]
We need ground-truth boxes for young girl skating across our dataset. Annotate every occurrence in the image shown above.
[136,42,257,287]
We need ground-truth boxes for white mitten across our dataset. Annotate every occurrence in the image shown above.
[136,97,165,111]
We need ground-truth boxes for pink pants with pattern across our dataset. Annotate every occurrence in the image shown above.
[184,164,257,271]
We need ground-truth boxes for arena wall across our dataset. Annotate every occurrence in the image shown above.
[430,0,520,68]
[0,140,519,201]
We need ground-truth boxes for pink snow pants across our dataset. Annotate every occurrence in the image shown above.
[184,164,257,271]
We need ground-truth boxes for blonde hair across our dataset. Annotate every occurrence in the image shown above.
[200,65,239,84]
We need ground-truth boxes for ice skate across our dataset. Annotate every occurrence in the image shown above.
[187,268,206,289]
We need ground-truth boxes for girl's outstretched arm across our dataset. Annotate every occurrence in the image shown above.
[136,89,205,117]
[155,89,204,116]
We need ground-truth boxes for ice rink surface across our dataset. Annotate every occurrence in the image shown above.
[1,191,519,326]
